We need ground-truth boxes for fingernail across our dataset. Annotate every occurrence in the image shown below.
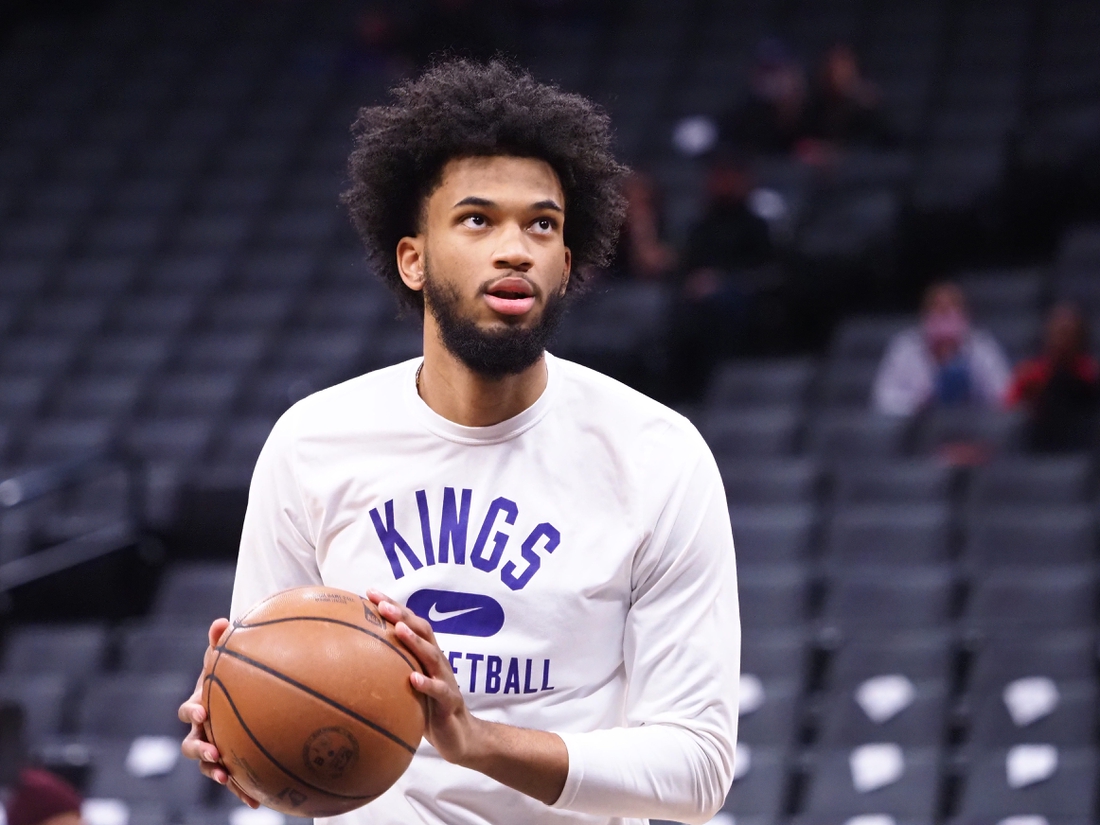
[411,672,422,686]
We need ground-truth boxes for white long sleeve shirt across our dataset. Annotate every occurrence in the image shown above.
[230,353,740,825]
[871,327,1012,416]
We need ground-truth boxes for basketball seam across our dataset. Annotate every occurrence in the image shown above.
[233,615,423,675]
[214,646,420,755]
[206,673,383,802]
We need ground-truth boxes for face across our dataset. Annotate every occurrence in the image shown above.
[397,156,572,378]
[1046,304,1086,358]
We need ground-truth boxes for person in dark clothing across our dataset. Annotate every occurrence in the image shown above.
[719,39,810,156]
[605,171,677,281]
[803,44,893,148]
[1008,302,1100,452]
[667,157,776,400]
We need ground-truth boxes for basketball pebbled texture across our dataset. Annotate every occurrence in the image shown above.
[202,586,427,817]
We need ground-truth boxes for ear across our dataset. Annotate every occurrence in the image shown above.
[559,247,572,295]
[396,236,426,292]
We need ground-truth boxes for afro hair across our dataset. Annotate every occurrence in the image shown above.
[342,59,628,314]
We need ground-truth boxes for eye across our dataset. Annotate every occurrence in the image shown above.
[461,214,488,228]
[531,217,557,233]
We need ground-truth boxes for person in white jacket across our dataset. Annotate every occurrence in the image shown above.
[872,281,1011,416]
[178,59,740,825]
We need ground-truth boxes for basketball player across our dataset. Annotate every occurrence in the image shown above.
[179,59,740,825]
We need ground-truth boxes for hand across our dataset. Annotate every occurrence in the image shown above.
[365,589,484,766]
[178,618,260,809]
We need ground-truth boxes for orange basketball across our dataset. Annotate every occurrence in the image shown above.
[202,586,426,817]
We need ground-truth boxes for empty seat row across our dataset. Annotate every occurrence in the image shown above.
[721,454,1096,506]
[732,502,1098,568]
[739,563,1098,635]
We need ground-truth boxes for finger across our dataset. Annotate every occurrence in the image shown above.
[208,618,230,648]
[394,621,453,680]
[376,599,436,644]
[199,761,229,784]
[179,699,206,726]
[184,737,220,764]
[410,671,462,711]
[227,778,261,809]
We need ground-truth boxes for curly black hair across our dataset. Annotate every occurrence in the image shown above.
[342,59,628,314]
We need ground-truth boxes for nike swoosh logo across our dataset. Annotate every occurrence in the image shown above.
[428,604,482,622]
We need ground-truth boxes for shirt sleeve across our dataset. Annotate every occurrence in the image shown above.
[550,437,740,824]
[970,331,1012,407]
[872,330,931,416]
[230,403,323,621]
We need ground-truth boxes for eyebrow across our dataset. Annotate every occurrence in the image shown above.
[453,196,564,213]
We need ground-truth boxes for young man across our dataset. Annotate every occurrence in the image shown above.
[179,60,740,825]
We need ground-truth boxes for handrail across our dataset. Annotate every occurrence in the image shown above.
[0,450,115,509]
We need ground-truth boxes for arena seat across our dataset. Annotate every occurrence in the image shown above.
[816,680,949,747]
[824,631,957,692]
[805,412,911,460]
[0,375,49,421]
[24,298,109,337]
[963,506,1095,569]
[963,680,1097,749]
[957,747,1097,818]
[699,408,804,459]
[706,358,819,408]
[20,418,117,464]
[151,562,236,625]
[958,268,1046,316]
[109,295,198,335]
[800,747,942,818]
[742,629,810,685]
[50,376,144,419]
[117,624,214,675]
[79,738,208,809]
[84,334,175,377]
[1,623,110,679]
[721,461,820,506]
[962,566,1097,634]
[145,373,241,418]
[0,336,80,377]
[198,291,296,332]
[720,746,791,818]
[0,673,68,743]
[737,565,811,630]
[75,673,194,738]
[914,408,1025,456]
[966,632,1098,696]
[832,460,955,505]
[820,565,957,636]
[823,504,953,567]
[967,455,1093,505]
[738,679,802,747]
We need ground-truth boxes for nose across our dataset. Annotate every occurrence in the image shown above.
[492,221,534,271]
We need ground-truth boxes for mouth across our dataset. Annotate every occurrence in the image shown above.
[483,277,537,316]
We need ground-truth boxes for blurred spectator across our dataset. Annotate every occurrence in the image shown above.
[719,39,810,156]
[606,172,677,280]
[667,156,777,399]
[804,44,893,148]
[4,769,84,825]
[872,282,1011,415]
[1007,302,1100,452]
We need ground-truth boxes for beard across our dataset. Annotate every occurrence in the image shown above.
[422,264,569,380]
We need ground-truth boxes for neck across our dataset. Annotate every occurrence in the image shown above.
[417,314,549,427]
